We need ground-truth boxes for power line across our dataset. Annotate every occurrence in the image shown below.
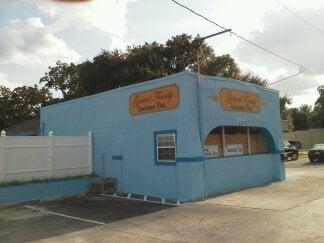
[274,0,322,34]
[170,0,308,71]
[268,67,304,85]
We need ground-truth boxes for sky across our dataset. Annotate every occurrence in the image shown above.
[0,0,323,108]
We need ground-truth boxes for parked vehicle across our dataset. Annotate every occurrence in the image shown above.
[288,140,302,149]
[283,141,299,161]
[308,144,324,162]
[281,152,288,162]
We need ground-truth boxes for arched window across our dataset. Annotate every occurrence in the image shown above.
[204,127,224,157]
[204,126,274,158]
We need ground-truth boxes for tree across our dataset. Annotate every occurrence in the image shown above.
[202,54,240,79]
[0,85,52,130]
[164,34,201,73]
[40,61,78,99]
[312,85,324,128]
[279,95,292,119]
[239,72,268,86]
[289,104,312,130]
[127,42,168,79]
[0,86,12,129]
[40,34,268,101]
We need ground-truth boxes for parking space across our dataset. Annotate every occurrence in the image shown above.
[1,158,324,242]
[0,196,173,242]
[0,204,95,243]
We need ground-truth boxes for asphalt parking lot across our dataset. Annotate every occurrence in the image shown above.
[1,158,324,242]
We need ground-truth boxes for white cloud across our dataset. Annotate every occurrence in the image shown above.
[0,72,21,89]
[273,73,321,95]
[0,0,34,7]
[1,0,323,107]
[0,17,81,68]
[37,0,137,49]
[232,4,324,106]
[286,88,319,108]
[235,7,324,74]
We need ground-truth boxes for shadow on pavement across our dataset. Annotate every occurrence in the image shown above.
[285,158,324,168]
[36,195,174,224]
[0,195,174,243]
[303,161,324,166]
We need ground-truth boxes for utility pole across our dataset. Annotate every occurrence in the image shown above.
[196,29,231,199]
[196,29,231,79]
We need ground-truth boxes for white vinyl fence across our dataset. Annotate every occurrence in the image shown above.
[0,131,93,183]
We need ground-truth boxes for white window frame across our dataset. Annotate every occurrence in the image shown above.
[156,133,176,163]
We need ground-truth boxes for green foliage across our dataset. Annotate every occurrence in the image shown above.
[239,72,268,86]
[165,34,199,73]
[3,33,323,131]
[0,86,12,129]
[312,85,324,128]
[279,95,292,120]
[282,87,324,131]
[39,34,267,99]
[40,61,79,99]
[0,175,92,187]
[289,105,311,130]
[0,85,52,130]
[201,54,240,79]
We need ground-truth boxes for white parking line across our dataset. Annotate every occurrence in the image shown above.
[100,193,180,206]
[25,205,105,225]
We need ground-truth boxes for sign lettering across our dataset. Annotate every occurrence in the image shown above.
[129,84,179,115]
[220,88,260,113]
[204,145,219,158]
[225,144,244,156]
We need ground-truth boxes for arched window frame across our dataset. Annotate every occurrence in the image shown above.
[204,126,276,159]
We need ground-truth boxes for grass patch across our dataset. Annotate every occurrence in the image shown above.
[0,175,95,187]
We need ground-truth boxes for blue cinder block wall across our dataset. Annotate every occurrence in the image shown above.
[41,72,204,201]
[41,71,285,202]
[199,75,285,196]
[0,177,91,204]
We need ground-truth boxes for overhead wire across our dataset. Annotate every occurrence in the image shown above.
[273,0,323,34]
[170,0,309,83]
[268,67,304,85]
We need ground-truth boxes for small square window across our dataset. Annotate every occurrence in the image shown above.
[156,132,176,163]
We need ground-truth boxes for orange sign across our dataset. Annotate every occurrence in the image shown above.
[129,84,179,115]
[220,88,260,113]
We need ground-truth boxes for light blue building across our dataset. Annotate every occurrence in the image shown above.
[41,71,286,202]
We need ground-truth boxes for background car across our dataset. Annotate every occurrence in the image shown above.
[283,141,299,161]
[281,152,288,162]
[288,140,302,149]
[308,144,324,162]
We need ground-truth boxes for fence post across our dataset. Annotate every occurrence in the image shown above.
[0,131,6,180]
[88,132,93,175]
[48,131,54,177]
